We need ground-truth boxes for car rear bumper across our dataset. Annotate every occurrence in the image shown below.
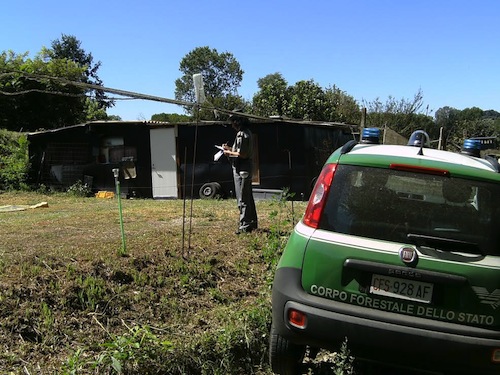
[272,267,500,375]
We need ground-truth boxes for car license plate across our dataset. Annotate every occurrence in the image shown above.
[370,274,433,303]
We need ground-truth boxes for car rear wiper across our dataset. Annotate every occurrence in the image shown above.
[407,233,483,255]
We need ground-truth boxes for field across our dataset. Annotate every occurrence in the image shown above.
[1,191,339,374]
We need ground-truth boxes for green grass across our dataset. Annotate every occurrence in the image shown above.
[0,191,308,374]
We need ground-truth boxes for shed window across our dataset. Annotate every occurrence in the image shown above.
[99,137,137,164]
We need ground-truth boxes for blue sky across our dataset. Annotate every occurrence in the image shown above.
[2,0,499,120]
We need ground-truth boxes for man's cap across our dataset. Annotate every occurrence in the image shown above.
[228,108,244,121]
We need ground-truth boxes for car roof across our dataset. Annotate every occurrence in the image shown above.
[329,143,500,181]
[353,144,494,170]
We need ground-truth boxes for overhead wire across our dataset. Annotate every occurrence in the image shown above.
[0,69,276,122]
[0,89,140,101]
[17,70,194,106]
[0,89,83,97]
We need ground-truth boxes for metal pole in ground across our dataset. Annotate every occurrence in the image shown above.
[113,168,126,255]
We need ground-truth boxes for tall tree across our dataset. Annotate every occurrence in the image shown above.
[174,46,245,118]
[458,106,483,122]
[45,34,113,110]
[435,106,460,150]
[252,73,288,117]
[285,79,327,121]
[252,75,360,123]
[0,36,115,131]
[0,50,87,131]
[324,85,361,124]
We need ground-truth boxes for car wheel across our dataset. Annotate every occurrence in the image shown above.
[269,324,305,375]
[199,182,221,199]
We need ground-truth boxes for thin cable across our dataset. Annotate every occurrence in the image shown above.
[0,69,280,123]
[0,89,84,97]
[0,69,197,108]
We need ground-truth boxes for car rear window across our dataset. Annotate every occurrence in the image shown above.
[318,165,500,256]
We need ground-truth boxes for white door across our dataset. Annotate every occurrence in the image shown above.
[150,127,178,198]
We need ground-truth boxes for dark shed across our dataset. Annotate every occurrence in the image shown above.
[28,121,154,198]
[176,119,358,200]
[27,119,358,200]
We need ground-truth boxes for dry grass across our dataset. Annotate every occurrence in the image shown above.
[0,191,307,374]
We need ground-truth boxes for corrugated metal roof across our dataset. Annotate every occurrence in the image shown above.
[27,118,359,136]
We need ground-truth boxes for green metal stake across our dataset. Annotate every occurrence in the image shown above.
[113,168,126,255]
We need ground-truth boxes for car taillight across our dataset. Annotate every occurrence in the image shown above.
[288,309,307,329]
[303,163,337,228]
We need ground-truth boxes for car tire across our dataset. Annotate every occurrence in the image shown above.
[269,324,305,375]
[199,182,221,199]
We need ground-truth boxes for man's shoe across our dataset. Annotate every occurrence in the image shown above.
[236,227,256,234]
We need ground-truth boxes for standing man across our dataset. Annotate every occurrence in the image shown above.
[223,110,258,234]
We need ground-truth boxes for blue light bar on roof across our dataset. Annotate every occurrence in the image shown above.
[461,139,482,157]
[407,130,430,148]
[361,128,380,144]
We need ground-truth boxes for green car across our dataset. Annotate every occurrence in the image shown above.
[270,129,500,375]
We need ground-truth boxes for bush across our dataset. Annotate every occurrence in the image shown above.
[0,129,29,191]
[66,180,93,197]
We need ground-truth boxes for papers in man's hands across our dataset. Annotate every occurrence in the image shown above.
[214,150,224,161]
[214,145,225,161]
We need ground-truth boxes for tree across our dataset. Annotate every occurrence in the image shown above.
[174,46,245,119]
[45,34,113,110]
[458,106,483,122]
[252,73,288,117]
[324,85,361,124]
[0,50,88,131]
[435,106,460,150]
[369,89,427,115]
[363,88,435,140]
[84,97,108,121]
[252,75,360,123]
[285,79,327,121]
[437,106,500,151]
[151,113,192,122]
[483,109,500,119]
[0,36,116,131]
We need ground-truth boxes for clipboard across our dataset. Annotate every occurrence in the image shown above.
[214,145,225,161]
